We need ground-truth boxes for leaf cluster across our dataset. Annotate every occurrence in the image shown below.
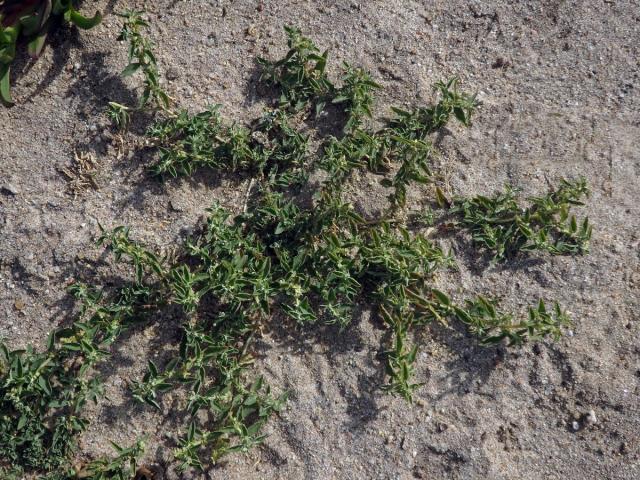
[74,440,145,480]
[452,178,592,262]
[258,25,385,131]
[258,25,333,114]
[319,78,478,210]
[148,107,308,181]
[0,281,149,477]
[332,62,381,132]
[457,297,571,346]
[96,203,287,471]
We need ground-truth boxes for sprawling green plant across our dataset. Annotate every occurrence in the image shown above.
[135,27,582,414]
[136,27,583,411]
[1,24,592,477]
[0,0,101,104]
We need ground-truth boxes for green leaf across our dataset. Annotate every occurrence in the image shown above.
[38,376,52,395]
[145,397,161,410]
[17,415,28,430]
[453,106,468,125]
[67,8,103,30]
[0,64,13,105]
[27,31,48,59]
[431,288,451,306]
[121,62,142,77]
[435,187,449,208]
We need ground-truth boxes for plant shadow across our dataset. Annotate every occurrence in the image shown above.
[423,321,503,403]
[6,21,79,105]
[5,0,121,106]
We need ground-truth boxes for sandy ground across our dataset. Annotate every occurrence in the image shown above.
[1,1,639,478]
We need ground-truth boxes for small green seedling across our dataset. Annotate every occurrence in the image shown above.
[74,439,145,480]
[107,10,171,129]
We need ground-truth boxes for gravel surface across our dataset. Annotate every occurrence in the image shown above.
[0,1,638,478]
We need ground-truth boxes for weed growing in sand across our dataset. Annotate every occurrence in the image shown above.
[107,10,171,129]
[258,26,333,115]
[451,178,592,262]
[131,27,581,417]
[0,24,592,477]
[0,280,149,478]
[74,440,146,480]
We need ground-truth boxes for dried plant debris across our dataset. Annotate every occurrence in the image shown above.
[1,25,592,477]
[59,150,100,197]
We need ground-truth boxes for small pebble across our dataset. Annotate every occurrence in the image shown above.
[2,183,19,195]
[166,67,180,80]
[585,409,597,426]
[571,420,580,431]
